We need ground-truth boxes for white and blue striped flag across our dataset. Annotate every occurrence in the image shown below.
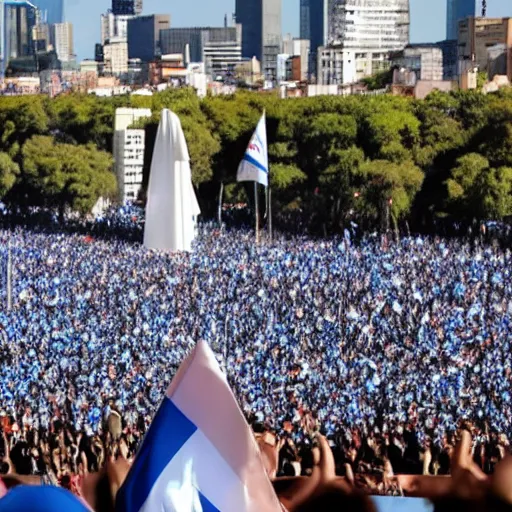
[237,113,269,187]
[116,340,282,512]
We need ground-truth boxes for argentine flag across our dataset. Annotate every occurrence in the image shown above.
[116,340,282,512]
[237,113,269,187]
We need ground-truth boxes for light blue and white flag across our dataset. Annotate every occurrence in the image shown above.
[116,340,282,512]
[237,113,268,187]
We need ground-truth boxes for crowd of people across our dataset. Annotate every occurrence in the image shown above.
[0,222,511,497]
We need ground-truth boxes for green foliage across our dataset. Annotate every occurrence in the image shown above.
[358,160,424,221]
[0,152,19,198]
[270,163,307,190]
[445,153,512,220]
[0,87,511,229]
[22,135,115,215]
[361,69,393,91]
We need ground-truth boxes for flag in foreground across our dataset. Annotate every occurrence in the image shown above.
[237,113,268,187]
[144,109,201,252]
[116,340,282,512]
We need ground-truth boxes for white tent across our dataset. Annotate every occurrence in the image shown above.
[144,109,200,252]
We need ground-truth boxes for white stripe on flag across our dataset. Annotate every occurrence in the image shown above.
[139,427,250,512]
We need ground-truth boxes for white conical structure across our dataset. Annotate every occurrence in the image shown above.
[144,109,201,252]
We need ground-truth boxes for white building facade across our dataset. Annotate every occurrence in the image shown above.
[51,22,74,62]
[103,39,128,75]
[113,108,152,204]
[318,0,409,85]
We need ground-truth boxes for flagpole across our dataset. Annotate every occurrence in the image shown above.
[7,239,12,311]
[218,182,224,227]
[254,182,259,244]
[268,186,273,243]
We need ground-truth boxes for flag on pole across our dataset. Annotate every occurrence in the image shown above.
[116,340,282,512]
[237,113,268,187]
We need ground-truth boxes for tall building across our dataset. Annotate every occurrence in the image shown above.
[300,0,310,40]
[50,22,73,62]
[447,0,477,40]
[30,0,63,24]
[235,0,281,83]
[127,14,170,62]
[2,0,37,75]
[159,26,242,77]
[101,13,132,44]
[318,0,410,85]
[328,0,409,48]
[113,108,151,204]
[300,0,328,78]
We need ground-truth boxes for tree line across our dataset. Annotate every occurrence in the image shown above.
[0,87,510,234]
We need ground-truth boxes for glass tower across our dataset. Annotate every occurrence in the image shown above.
[446,0,477,40]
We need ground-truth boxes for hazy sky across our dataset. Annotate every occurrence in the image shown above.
[68,0,512,62]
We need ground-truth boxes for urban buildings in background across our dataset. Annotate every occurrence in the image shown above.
[127,15,170,62]
[113,107,151,203]
[318,0,410,85]
[159,24,242,78]
[458,17,512,78]
[235,0,282,83]
[447,0,478,40]
[0,0,511,103]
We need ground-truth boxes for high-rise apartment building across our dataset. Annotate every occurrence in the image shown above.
[235,0,281,83]
[50,21,73,62]
[447,0,477,40]
[127,14,170,62]
[30,0,63,24]
[318,0,410,85]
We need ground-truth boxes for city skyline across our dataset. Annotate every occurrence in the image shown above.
[65,0,512,62]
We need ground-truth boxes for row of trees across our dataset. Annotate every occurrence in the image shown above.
[0,87,511,234]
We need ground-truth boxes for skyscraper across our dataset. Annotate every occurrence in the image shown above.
[300,0,328,78]
[30,0,63,24]
[446,0,477,40]
[235,0,281,83]
[300,0,310,40]
[50,22,73,62]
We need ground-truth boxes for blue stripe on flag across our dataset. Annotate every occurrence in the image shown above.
[116,398,197,512]
[243,153,268,174]
[198,490,221,512]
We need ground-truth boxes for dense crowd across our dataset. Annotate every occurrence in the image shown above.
[0,224,511,489]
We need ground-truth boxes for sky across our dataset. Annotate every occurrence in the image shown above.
[68,0,512,62]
